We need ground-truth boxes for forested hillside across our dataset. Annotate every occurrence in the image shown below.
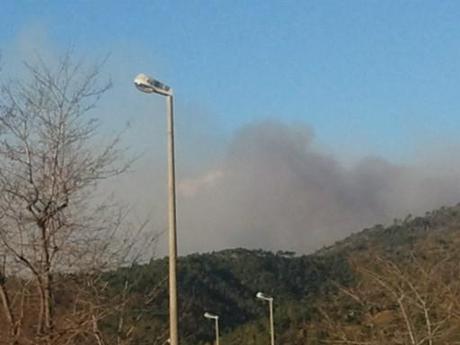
[310,205,460,344]
[2,203,460,344]
[105,249,352,345]
[102,204,460,345]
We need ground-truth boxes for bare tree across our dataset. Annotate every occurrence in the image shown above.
[0,54,150,345]
[313,244,460,345]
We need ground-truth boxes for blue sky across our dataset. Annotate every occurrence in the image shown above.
[2,0,460,162]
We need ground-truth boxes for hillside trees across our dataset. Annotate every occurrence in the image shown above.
[0,55,149,345]
[314,242,460,345]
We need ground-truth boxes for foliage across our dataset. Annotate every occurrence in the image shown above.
[106,249,352,345]
[104,204,460,345]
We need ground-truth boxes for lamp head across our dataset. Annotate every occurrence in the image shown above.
[134,73,172,96]
[204,312,218,319]
[256,291,273,301]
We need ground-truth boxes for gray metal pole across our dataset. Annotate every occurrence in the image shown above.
[215,317,220,345]
[269,299,274,345]
[166,94,179,345]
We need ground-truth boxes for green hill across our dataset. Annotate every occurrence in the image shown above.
[2,203,456,344]
[319,204,460,257]
[103,203,460,345]
[106,249,352,345]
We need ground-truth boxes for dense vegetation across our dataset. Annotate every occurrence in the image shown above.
[101,204,460,345]
[3,201,460,344]
[105,249,352,345]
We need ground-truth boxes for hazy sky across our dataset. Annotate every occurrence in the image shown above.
[2,1,460,255]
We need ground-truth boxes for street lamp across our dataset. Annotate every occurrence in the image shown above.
[204,312,220,345]
[134,73,178,345]
[256,292,275,345]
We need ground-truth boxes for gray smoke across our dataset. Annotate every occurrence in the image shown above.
[175,121,460,254]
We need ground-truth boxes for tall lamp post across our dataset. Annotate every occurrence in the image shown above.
[204,312,220,345]
[256,292,275,345]
[134,73,179,345]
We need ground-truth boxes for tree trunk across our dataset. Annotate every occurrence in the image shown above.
[0,281,17,341]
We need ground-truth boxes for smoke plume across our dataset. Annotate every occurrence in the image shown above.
[176,121,460,254]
